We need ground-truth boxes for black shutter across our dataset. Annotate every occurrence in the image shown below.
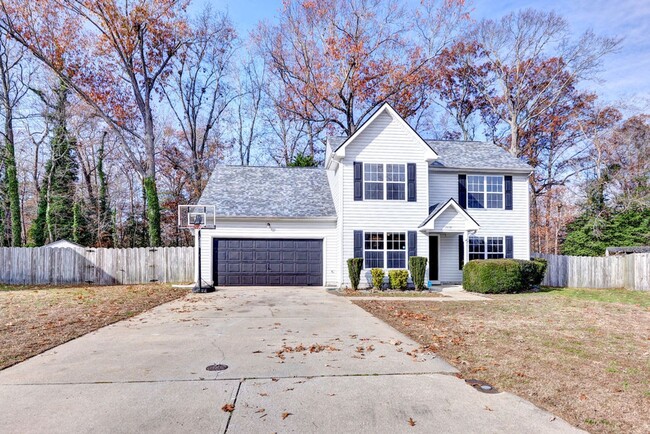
[504,175,513,210]
[505,236,514,258]
[354,230,363,258]
[353,162,363,201]
[458,235,464,270]
[458,174,467,208]
[407,163,416,202]
[408,231,417,258]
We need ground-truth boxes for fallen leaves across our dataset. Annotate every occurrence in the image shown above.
[275,343,340,360]
[408,417,416,426]
[221,403,235,412]
[281,412,292,420]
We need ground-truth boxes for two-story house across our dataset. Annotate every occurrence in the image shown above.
[195,103,532,287]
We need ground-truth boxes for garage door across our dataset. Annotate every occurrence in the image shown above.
[213,239,323,286]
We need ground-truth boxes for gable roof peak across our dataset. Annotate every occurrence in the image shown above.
[330,102,438,161]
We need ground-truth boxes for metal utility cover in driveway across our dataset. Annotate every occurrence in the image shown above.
[213,238,323,286]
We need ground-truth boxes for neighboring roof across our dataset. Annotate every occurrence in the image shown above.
[44,239,83,249]
[428,141,532,172]
[331,103,439,160]
[198,165,336,219]
[418,198,480,230]
[606,246,650,255]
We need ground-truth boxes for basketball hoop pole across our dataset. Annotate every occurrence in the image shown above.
[192,219,214,293]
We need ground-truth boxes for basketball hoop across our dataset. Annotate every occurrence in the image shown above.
[178,205,216,293]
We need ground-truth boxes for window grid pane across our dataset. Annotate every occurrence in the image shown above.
[364,232,384,251]
[386,164,405,182]
[467,175,485,209]
[469,236,485,261]
[386,164,406,200]
[387,183,405,200]
[387,251,405,268]
[364,164,384,182]
[364,182,384,200]
[365,251,384,268]
[487,193,502,208]
[487,237,504,259]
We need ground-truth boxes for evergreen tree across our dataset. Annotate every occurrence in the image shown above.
[288,152,318,167]
[562,209,650,256]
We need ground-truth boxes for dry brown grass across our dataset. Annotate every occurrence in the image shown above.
[0,284,189,370]
[355,291,650,434]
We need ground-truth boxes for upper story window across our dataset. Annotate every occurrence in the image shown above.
[364,163,384,200]
[467,175,503,209]
[386,164,406,200]
[363,163,406,200]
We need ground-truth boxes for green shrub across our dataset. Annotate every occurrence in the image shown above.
[531,258,548,286]
[408,256,428,290]
[514,258,548,288]
[347,258,363,290]
[388,269,409,290]
[462,259,524,294]
[370,268,385,290]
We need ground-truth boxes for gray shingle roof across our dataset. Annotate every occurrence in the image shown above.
[427,141,531,171]
[198,166,336,218]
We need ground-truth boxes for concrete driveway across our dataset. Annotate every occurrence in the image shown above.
[0,286,580,433]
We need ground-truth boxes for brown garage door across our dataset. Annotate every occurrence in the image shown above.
[213,239,323,286]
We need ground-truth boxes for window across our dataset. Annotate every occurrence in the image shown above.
[386,232,406,268]
[467,175,503,209]
[487,237,504,259]
[363,163,406,200]
[363,231,407,269]
[364,232,384,268]
[468,236,505,260]
[364,164,384,200]
[386,164,406,200]
[468,236,485,260]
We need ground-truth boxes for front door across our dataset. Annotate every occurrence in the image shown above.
[429,235,439,282]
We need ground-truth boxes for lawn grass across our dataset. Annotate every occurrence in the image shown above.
[540,286,650,307]
[355,287,650,434]
[0,284,190,370]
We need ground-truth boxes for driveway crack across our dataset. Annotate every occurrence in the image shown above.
[222,378,243,434]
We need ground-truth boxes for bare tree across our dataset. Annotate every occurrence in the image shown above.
[163,7,238,201]
[470,9,621,157]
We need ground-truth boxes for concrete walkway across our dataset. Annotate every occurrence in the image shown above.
[0,286,579,433]
[346,285,491,301]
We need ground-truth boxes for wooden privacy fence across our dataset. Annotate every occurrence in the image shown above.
[533,253,650,291]
[0,246,194,286]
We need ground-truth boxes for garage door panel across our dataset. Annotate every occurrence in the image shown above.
[214,238,322,286]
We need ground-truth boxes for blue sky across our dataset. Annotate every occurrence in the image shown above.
[196,0,650,106]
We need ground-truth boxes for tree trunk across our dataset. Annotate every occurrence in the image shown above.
[3,116,21,246]
[143,176,161,247]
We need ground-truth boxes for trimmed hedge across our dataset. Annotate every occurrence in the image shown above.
[462,259,525,293]
[347,258,363,290]
[462,258,549,294]
[408,256,428,290]
[517,258,548,288]
[370,268,385,290]
[388,269,409,290]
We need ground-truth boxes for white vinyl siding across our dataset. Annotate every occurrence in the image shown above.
[340,111,430,285]
[198,219,338,287]
[429,170,530,282]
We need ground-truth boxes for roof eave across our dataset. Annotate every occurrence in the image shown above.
[429,166,533,175]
